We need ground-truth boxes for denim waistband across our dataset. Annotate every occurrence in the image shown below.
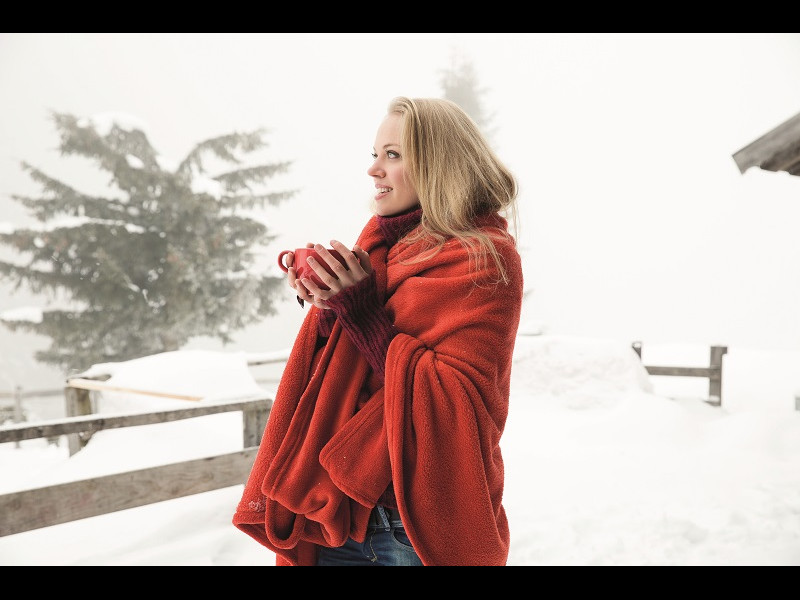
[368,505,404,529]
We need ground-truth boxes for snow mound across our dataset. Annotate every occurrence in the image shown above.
[511,335,654,409]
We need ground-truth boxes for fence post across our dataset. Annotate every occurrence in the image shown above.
[707,345,728,407]
[64,385,93,456]
[242,401,269,450]
[631,341,643,358]
[12,385,24,423]
[12,386,24,449]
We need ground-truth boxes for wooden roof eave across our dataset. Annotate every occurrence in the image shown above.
[733,111,800,176]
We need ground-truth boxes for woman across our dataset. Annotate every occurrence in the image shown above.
[233,97,523,566]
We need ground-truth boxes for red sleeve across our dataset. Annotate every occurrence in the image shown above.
[324,272,397,380]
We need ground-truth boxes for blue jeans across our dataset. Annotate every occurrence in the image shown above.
[316,506,423,566]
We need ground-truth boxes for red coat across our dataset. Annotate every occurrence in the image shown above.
[233,212,523,565]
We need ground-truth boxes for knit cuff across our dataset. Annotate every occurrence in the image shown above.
[325,273,396,380]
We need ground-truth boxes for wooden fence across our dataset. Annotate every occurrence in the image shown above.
[632,341,727,406]
[0,395,271,538]
[0,386,63,433]
[0,341,730,538]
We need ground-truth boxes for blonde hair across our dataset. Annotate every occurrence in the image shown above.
[387,96,519,283]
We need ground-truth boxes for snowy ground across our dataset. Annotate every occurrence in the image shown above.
[1,335,799,566]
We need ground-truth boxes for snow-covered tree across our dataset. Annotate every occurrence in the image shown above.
[439,51,497,145]
[0,111,295,373]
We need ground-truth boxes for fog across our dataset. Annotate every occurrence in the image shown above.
[2,33,800,393]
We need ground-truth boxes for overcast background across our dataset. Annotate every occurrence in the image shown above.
[2,33,800,394]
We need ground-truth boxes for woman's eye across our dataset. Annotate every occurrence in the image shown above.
[387,151,399,159]
[370,152,378,159]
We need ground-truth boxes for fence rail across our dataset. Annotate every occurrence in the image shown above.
[632,341,727,406]
[0,396,271,538]
[0,352,287,446]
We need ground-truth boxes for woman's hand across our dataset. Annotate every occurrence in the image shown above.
[285,243,315,306]
[291,240,372,309]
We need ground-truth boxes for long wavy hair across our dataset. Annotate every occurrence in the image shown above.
[385,96,519,284]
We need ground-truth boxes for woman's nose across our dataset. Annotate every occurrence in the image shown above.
[367,162,384,178]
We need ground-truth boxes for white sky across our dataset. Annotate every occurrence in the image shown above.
[1,336,799,565]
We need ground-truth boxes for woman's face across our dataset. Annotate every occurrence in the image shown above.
[368,112,420,217]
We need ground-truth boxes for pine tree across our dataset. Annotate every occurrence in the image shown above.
[0,111,295,373]
[439,51,497,145]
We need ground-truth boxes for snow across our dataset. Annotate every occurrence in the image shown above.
[124,154,145,169]
[2,334,799,566]
[0,306,43,324]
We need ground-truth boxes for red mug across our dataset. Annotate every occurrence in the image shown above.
[278,247,347,289]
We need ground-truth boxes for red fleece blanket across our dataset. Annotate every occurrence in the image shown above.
[233,213,523,566]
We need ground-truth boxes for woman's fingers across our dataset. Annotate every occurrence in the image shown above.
[351,244,372,275]
[327,240,371,280]
[290,240,371,307]
[294,277,313,300]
